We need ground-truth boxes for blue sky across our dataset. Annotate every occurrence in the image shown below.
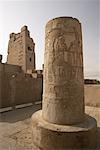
[0,0,100,79]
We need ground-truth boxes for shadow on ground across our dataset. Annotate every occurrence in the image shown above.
[0,104,41,123]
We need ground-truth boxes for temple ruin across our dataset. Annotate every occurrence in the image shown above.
[31,17,97,149]
[0,26,42,109]
[7,26,35,73]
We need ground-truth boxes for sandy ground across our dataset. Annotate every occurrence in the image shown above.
[0,104,100,150]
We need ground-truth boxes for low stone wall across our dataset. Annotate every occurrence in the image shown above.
[0,63,42,108]
[0,75,42,108]
[85,85,100,107]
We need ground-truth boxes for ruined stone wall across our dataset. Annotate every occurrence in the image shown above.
[85,85,100,107]
[14,75,42,105]
[7,26,35,73]
[0,63,22,107]
[0,63,42,108]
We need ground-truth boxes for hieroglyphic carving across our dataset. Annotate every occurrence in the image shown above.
[45,28,83,85]
[43,17,84,125]
[45,22,83,89]
[47,83,69,102]
[68,52,83,67]
[53,35,68,52]
[68,67,83,83]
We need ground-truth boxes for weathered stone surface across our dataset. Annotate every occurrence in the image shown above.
[43,17,84,125]
[0,62,42,108]
[32,110,97,150]
[85,85,100,107]
[32,17,97,149]
[7,26,35,73]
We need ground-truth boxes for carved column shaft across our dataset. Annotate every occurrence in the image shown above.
[42,17,85,125]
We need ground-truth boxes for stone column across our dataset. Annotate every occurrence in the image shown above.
[32,17,97,150]
[42,17,84,125]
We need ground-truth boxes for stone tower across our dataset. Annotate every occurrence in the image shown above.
[32,17,97,149]
[7,26,35,73]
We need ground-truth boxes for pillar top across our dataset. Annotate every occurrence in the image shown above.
[46,16,80,27]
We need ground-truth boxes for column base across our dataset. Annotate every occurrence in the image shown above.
[31,110,97,150]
